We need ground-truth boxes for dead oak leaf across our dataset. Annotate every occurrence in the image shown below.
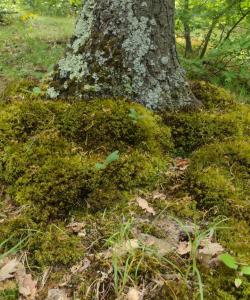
[0,259,19,282]
[199,239,224,257]
[70,257,91,274]
[136,197,156,215]
[66,221,86,234]
[127,287,142,300]
[152,191,166,200]
[46,288,69,300]
[177,241,191,256]
[113,239,140,256]
[15,263,37,299]
[19,274,37,299]
[175,158,189,171]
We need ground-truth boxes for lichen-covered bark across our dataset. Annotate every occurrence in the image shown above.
[48,0,199,111]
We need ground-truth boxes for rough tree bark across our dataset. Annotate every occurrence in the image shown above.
[48,0,199,111]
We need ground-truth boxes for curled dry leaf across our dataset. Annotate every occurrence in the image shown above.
[66,221,86,234]
[136,197,156,215]
[175,158,189,171]
[127,287,141,300]
[113,239,140,256]
[139,234,174,256]
[199,239,224,257]
[152,191,166,200]
[46,288,69,300]
[177,241,192,256]
[70,257,91,274]
[15,262,37,299]
[0,259,19,281]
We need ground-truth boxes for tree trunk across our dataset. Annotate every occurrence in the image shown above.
[182,0,193,57]
[48,0,200,111]
[184,23,193,57]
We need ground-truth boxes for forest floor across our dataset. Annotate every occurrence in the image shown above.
[0,13,74,92]
[0,13,250,300]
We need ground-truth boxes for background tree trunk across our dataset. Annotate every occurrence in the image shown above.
[48,0,199,111]
[182,0,193,57]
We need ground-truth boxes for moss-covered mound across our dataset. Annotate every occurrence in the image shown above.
[162,110,245,154]
[0,98,172,221]
[190,80,236,110]
[163,81,250,154]
[187,138,250,219]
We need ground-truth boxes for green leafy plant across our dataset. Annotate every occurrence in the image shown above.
[128,108,144,124]
[219,253,250,288]
[95,150,120,170]
[32,86,41,96]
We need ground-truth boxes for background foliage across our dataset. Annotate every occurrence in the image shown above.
[0,0,249,101]
[176,0,250,101]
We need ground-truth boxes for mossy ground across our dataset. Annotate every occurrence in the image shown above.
[0,80,250,299]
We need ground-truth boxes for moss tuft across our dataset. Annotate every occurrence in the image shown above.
[187,138,250,219]
[162,110,246,154]
[0,79,40,102]
[190,80,236,110]
[31,225,84,266]
[58,98,172,154]
[0,100,69,147]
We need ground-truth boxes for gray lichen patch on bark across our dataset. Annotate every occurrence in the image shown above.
[49,0,199,111]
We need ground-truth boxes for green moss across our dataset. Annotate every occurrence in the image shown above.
[218,219,250,264]
[190,80,236,110]
[0,284,19,300]
[163,110,245,154]
[0,100,69,147]
[0,215,84,268]
[204,266,250,300]
[58,99,173,154]
[0,98,171,220]
[31,225,84,266]
[162,81,249,154]
[187,139,250,219]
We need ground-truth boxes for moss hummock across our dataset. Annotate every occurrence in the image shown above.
[0,96,172,222]
[187,138,250,219]
[162,82,250,154]
[190,80,236,110]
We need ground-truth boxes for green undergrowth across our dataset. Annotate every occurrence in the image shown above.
[0,14,74,80]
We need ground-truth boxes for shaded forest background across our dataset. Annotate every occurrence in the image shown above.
[0,0,249,101]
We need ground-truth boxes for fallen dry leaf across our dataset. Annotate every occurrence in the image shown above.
[113,239,140,256]
[136,197,156,215]
[152,191,166,200]
[177,241,192,256]
[70,257,91,274]
[127,287,141,300]
[66,221,86,234]
[0,259,19,282]
[199,239,224,257]
[175,158,189,171]
[46,288,69,300]
[15,262,37,299]
[19,274,37,299]
[140,234,174,256]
